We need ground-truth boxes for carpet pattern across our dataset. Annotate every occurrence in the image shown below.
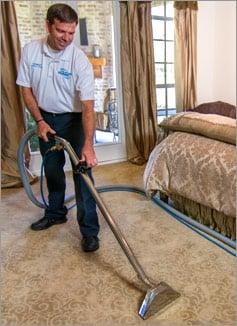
[1,162,236,326]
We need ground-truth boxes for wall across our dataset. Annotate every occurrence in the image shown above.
[15,0,114,112]
[197,1,236,105]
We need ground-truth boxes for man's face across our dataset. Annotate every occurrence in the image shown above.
[46,19,77,51]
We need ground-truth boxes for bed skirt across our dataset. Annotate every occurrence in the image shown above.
[160,192,236,241]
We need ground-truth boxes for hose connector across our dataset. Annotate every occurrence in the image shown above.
[50,143,64,152]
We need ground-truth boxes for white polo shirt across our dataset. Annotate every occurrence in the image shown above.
[16,38,94,113]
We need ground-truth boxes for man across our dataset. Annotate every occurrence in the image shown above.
[16,3,100,252]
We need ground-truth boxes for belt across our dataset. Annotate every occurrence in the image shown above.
[39,108,81,116]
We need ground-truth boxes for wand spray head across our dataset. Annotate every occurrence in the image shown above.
[139,281,180,320]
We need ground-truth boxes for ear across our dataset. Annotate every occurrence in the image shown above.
[45,20,50,33]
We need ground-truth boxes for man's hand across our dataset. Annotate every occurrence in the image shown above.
[81,143,98,168]
[81,100,97,168]
[37,120,56,142]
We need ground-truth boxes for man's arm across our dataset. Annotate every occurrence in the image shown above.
[21,86,55,142]
[81,100,98,168]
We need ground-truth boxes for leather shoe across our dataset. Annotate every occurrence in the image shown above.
[81,236,99,252]
[31,216,67,231]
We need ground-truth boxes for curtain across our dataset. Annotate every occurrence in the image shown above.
[1,2,32,188]
[120,1,158,165]
[174,1,198,111]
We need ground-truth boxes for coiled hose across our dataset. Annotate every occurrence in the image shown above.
[17,129,236,255]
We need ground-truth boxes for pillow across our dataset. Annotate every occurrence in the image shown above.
[159,112,236,145]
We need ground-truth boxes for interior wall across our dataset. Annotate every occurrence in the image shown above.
[197,1,236,105]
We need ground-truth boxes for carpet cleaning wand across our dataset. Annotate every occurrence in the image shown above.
[51,134,180,320]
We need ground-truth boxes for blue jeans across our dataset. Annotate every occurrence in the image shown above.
[39,110,99,237]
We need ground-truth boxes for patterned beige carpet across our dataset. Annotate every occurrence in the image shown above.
[1,162,236,326]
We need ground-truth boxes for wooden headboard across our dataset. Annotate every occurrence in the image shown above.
[188,101,236,119]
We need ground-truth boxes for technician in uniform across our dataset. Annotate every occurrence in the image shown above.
[17,3,100,252]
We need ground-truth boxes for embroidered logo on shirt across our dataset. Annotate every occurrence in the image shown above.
[58,68,72,79]
[31,63,42,69]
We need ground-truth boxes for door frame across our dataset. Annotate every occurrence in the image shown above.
[94,0,126,165]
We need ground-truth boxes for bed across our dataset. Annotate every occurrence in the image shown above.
[144,101,236,240]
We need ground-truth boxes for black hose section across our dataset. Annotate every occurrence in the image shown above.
[18,130,236,253]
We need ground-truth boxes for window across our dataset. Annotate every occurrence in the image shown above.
[152,1,176,123]
[26,110,39,152]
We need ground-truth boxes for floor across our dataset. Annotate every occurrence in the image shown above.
[1,162,236,326]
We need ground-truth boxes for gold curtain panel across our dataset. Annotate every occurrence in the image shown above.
[1,1,27,188]
[174,1,198,11]
[120,1,158,164]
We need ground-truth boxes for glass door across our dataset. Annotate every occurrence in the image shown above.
[94,0,126,163]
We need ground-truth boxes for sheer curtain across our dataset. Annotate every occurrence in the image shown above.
[1,1,33,188]
[174,1,198,111]
[120,1,158,164]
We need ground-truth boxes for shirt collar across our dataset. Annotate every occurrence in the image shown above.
[42,37,73,61]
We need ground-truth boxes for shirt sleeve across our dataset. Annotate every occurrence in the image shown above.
[16,45,31,87]
[75,51,95,101]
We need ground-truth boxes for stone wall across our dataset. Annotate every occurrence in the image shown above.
[15,0,115,112]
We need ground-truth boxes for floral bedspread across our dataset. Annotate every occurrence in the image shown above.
[144,131,236,218]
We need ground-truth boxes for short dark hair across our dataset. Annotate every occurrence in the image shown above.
[46,3,78,25]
